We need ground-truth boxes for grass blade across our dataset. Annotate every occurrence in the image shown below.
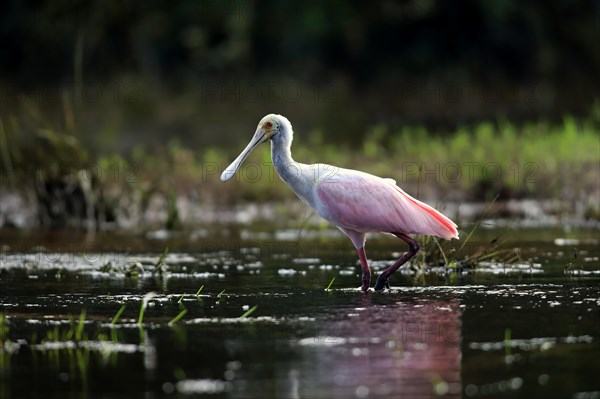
[240,305,257,318]
[168,308,188,327]
[504,328,512,356]
[75,310,86,341]
[155,246,169,275]
[458,194,499,254]
[433,238,448,265]
[156,246,169,267]
[111,304,126,326]
[195,285,204,301]
[326,276,335,290]
[138,292,157,327]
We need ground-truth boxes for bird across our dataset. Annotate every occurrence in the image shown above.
[220,114,459,292]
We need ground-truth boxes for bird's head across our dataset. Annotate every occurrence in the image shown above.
[220,114,291,182]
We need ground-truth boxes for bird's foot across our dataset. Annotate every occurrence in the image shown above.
[374,273,391,291]
[360,272,371,293]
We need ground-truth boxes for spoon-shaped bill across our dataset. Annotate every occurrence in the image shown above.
[220,129,267,182]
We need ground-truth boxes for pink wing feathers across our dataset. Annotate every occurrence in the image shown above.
[314,170,458,240]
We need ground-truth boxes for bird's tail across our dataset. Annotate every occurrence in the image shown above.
[394,186,459,240]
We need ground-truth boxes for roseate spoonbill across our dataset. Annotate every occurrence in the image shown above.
[221,114,459,291]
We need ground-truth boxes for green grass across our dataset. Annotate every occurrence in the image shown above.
[240,305,258,318]
[215,289,226,305]
[195,110,599,203]
[155,247,169,275]
[0,313,8,344]
[1,103,598,230]
[325,277,335,291]
[504,328,512,357]
[418,194,519,269]
[195,285,204,301]
[75,310,86,341]
[138,292,157,327]
[164,125,593,213]
[111,304,126,326]
[168,309,188,327]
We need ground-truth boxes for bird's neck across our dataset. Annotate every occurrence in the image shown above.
[271,134,296,179]
[270,134,314,206]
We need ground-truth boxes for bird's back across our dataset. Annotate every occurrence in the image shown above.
[313,167,458,240]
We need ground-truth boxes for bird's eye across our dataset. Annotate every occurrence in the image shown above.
[265,122,273,128]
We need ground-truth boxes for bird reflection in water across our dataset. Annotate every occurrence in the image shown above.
[292,297,461,398]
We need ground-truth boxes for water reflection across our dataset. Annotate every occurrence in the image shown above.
[283,297,461,398]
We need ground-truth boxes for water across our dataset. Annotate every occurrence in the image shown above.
[1,227,599,398]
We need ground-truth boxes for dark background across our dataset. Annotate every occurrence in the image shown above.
[1,0,599,150]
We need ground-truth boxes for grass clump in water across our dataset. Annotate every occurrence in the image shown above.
[417,195,520,270]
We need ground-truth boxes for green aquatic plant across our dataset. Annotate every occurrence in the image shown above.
[195,285,204,301]
[138,292,157,327]
[457,195,499,255]
[215,289,226,305]
[75,310,87,342]
[0,313,9,344]
[155,246,169,275]
[504,328,512,357]
[168,309,188,327]
[0,313,12,373]
[325,277,335,291]
[125,262,144,278]
[111,304,127,326]
[110,304,127,342]
[240,305,258,318]
[418,194,517,270]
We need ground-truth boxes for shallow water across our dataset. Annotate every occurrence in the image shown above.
[1,227,599,398]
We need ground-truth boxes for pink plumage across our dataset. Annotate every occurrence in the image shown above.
[221,114,460,292]
[315,170,458,240]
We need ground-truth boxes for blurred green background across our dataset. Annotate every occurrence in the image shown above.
[0,0,599,229]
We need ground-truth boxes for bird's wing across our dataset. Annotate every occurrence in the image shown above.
[313,169,458,239]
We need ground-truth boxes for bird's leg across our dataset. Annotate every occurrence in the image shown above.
[374,233,420,291]
[357,247,371,292]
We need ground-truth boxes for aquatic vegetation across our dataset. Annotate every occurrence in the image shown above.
[239,305,258,319]
[110,304,127,326]
[325,276,336,291]
[418,195,520,270]
[75,310,86,342]
[504,328,512,357]
[195,285,204,301]
[1,107,599,230]
[155,246,169,275]
[138,292,157,327]
[0,314,8,345]
[168,309,188,327]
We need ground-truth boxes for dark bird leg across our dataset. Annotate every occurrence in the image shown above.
[374,233,420,291]
[357,247,371,292]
